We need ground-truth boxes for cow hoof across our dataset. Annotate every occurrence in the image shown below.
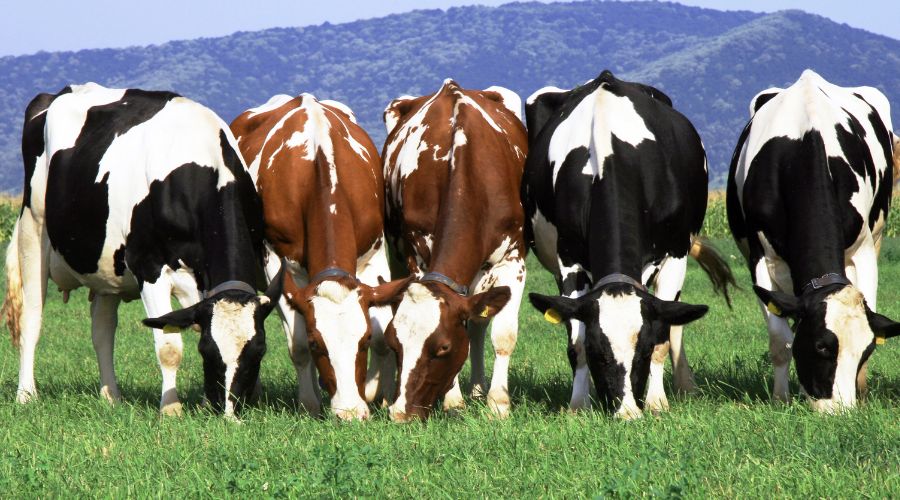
[487,390,511,419]
[100,386,122,405]
[645,397,669,414]
[160,402,184,417]
[15,389,36,404]
[442,393,466,412]
[470,383,487,400]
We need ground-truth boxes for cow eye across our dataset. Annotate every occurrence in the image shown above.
[435,343,451,357]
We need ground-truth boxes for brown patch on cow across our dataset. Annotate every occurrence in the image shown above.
[158,343,182,369]
[652,341,670,364]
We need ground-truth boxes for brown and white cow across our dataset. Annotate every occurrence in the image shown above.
[231,94,409,420]
[382,79,528,421]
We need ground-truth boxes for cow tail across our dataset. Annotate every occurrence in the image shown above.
[689,236,737,308]
[3,218,23,347]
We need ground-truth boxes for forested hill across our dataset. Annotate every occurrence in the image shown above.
[1,0,899,190]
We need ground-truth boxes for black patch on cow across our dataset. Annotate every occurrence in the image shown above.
[752,91,779,113]
[20,87,72,212]
[44,89,177,274]
[726,120,754,244]
[113,245,127,277]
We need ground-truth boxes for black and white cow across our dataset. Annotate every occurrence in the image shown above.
[727,70,900,411]
[3,83,283,417]
[523,71,734,419]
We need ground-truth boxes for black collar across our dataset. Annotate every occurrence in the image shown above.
[202,280,258,300]
[310,267,357,284]
[800,273,849,295]
[421,271,469,295]
[590,273,647,293]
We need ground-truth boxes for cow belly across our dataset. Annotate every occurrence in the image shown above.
[49,248,140,299]
[531,208,560,276]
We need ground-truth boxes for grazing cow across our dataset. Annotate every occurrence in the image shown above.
[3,83,283,417]
[727,70,900,411]
[523,71,734,419]
[230,94,409,420]
[382,79,528,421]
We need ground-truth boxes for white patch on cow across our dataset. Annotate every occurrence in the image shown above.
[320,101,371,163]
[320,99,358,123]
[384,95,416,135]
[487,236,513,265]
[310,281,369,418]
[210,299,259,417]
[389,283,442,418]
[531,208,559,276]
[484,86,522,121]
[247,94,293,117]
[451,128,468,171]
[383,91,443,206]
[816,286,874,411]
[329,203,337,214]
[546,84,655,186]
[595,291,644,419]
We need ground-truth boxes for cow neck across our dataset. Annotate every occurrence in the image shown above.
[303,157,359,279]
[586,171,645,282]
[779,163,848,293]
[199,184,260,293]
[426,184,495,293]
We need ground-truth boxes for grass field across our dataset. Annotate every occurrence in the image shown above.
[0,238,898,497]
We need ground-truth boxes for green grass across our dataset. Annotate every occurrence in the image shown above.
[0,239,898,497]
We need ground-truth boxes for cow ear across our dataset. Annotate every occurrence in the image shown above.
[363,276,413,307]
[528,293,585,325]
[383,96,416,135]
[753,286,801,318]
[467,286,512,320]
[143,305,199,332]
[524,86,567,144]
[650,298,709,326]
[259,259,286,315]
[867,309,900,341]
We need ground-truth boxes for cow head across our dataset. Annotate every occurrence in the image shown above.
[386,282,511,422]
[529,283,708,419]
[284,271,411,420]
[754,283,900,412]
[142,265,285,418]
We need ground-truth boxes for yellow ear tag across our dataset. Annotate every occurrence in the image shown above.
[480,306,492,318]
[767,302,782,316]
[544,308,562,324]
[875,336,886,345]
[163,325,181,333]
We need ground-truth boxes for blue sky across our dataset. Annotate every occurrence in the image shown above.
[1,0,898,57]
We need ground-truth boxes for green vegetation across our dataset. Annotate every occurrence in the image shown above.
[0,216,897,495]
[2,1,899,190]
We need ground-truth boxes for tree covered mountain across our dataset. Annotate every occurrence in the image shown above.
[1,0,898,190]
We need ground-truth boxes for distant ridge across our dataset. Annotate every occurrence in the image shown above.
[1,0,898,190]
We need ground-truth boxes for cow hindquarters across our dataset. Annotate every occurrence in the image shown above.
[91,294,122,403]
[9,210,50,403]
[141,281,184,416]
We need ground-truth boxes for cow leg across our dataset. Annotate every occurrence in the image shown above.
[754,260,793,403]
[443,374,465,411]
[90,294,122,403]
[467,319,488,399]
[657,256,696,396]
[357,238,397,405]
[483,257,526,418]
[267,250,321,416]
[11,211,50,403]
[557,259,592,411]
[141,281,184,416]
[850,238,878,397]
